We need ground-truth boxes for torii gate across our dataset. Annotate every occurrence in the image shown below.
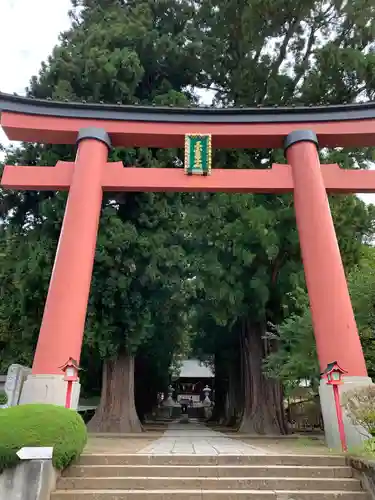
[1,92,375,447]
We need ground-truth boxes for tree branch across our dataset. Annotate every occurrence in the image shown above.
[261,17,301,102]
[291,24,317,95]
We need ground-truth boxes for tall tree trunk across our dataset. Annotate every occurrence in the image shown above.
[225,357,240,427]
[209,353,227,423]
[135,355,156,423]
[88,352,143,433]
[239,319,287,434]
[234,346,244,427]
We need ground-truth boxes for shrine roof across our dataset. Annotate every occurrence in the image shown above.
[2,92,375,124]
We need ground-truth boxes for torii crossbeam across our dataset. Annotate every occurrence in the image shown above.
[1,92,375,448]
[3,160,375,193]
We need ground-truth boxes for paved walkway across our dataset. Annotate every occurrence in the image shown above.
[137,421,268,455]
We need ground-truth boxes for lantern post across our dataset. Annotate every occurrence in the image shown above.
[321,361,348,452]
[60,358,80,409]
[203,385,212,405]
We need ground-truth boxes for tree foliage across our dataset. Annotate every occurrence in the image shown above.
[1,0,375,432]
[264,244,375,386]
[0,0,200,429]
[188,0,375,430]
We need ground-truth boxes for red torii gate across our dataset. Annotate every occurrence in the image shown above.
[1,93,375,446]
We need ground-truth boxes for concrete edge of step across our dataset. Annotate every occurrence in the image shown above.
[79,453,344,457]
[66,464,353,468]
[50,488,371,494]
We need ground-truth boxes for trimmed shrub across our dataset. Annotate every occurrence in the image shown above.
[343,385,375,437]
[0,404,87,471]
[0,391,7,406]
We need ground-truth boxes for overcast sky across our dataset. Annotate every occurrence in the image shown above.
[0,0,71,150]
[0,0,374,204]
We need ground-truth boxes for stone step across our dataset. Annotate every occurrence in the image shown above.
[77,454,347,466]
[63,464,353,478]
[50,489,371,500]
[56,477,362,491]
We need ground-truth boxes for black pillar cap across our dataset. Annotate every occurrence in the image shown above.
[284,130,318,151]
[76,127,111,149]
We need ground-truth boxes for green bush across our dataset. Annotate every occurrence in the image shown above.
[343,385,375,437]
[0,404,87,471]
[363,437,375,455]
[349,438,375,459]
[0,391,7,406]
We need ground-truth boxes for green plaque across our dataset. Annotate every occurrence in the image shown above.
[184,134,212,176]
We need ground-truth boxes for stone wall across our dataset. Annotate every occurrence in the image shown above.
[4,364,31,406]
[0,460,58,500]
[349,457,375,499]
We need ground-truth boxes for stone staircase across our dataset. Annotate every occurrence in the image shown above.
[51,454,370,499]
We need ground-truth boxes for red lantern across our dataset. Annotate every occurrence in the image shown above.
[321,361,348,452]
[323,361,346,386]
[59,358,80,409]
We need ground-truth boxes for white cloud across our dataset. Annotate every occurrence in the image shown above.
[0,0,71,94]
[0,0,374,206]
[0,0,72,150]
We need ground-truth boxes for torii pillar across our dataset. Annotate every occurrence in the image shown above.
[285,130,372,449]
[19,127,111,408]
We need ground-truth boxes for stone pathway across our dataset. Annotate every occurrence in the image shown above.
[137,421,268,455]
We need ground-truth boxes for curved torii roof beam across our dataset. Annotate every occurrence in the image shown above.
[2,92,375,194]
[1,92,375,148]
